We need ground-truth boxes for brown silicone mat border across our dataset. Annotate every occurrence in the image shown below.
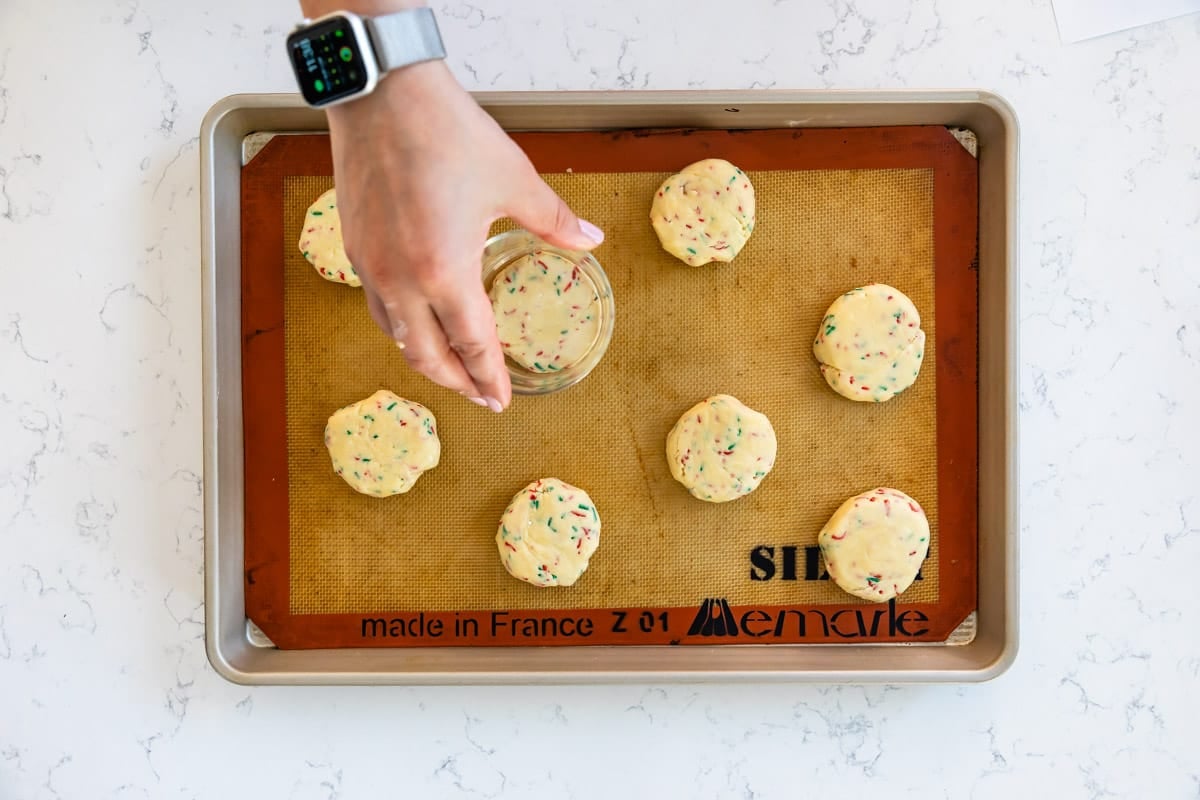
[241,127,978,649]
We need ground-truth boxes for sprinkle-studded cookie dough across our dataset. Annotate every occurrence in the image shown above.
[298,187,362,287]
[489,250,602,373]
[496,478,601,587]
[812,283,926,403]
[650,158,756,266]
[818,487,931,603]
[666,394,777,503]
[323,389,440,496]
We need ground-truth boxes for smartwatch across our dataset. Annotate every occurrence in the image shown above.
[286,8,446,108]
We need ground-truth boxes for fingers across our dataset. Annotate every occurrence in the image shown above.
[361,283,394,338]
[363,266,502,410]
[430,283,511,411]
[382,295,482,401]
[505,165,605,251]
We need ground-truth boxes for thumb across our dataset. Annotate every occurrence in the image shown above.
[506,169,605,251]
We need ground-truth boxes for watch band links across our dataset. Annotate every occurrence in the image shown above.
[366,8,446,73]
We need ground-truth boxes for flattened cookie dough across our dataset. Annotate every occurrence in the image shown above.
[812,283,925,403]
[496,478,601,587]
[666,394,777,503]
[818,487,930,602]
[650,158,756,266]
[324,389,440,496]
[489,250,601,372]
[299,187,362,287]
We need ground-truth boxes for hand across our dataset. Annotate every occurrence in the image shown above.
[325,61,604,412]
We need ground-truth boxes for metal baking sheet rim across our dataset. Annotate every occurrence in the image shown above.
[201,90,1019,685]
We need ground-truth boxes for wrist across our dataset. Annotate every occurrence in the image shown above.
[325,59,453,126]
[299,0,426,17]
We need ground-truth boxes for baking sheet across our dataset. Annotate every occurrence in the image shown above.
[203,91,1017,682]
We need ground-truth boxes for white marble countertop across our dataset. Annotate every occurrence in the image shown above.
[3,0,1199,796]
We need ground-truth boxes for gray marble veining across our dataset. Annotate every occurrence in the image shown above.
[2,0,1199,796]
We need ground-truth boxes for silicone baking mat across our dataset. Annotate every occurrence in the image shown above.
[241,128,978,648]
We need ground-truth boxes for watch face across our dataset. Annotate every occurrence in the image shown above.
[287,16,370,106]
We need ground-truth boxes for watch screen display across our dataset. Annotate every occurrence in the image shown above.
[288,16,369,106]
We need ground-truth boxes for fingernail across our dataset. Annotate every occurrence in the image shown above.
[467,397,488,408]
[578,219,605,245]
[484,396,504,413]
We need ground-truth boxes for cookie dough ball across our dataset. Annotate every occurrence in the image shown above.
[818,487,930,602]
[812,283,925,403]
[666,394,777,503]
[496,478,601,587]
[299,187,362,287]
[324,389,440,496]
[650,158,756,266]
[489,250,601,372]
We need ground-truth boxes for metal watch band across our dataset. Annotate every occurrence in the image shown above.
[366,8,446,73]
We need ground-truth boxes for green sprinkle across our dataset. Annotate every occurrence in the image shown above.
[364,414,375,422]
[311,210,323,216]
[302,251,310,258]
[361,457,371,463]
[825,324,837,335]
[345,429,352,435]
[386,402,397,411]
[686,247,697,255]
